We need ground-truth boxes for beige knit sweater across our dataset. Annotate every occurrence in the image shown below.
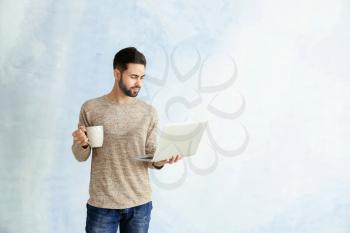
[71,95,160,209]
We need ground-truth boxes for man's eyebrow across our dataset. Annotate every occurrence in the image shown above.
[130,74,146,78]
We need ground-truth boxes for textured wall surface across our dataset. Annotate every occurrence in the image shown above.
[1,0,350,232]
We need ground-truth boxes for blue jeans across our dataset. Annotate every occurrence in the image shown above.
[85,202,153,233]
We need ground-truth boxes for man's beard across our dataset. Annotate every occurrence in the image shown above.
[119,76,141,97]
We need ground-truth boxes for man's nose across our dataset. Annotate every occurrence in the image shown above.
[135,78,142,86]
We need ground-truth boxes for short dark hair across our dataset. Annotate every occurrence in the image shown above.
[113,47,146,72]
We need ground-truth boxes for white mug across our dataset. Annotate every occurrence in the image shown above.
[86,126,104,148]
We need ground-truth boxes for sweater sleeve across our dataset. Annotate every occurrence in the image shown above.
[71,104,91,162]
[145,106,163,169]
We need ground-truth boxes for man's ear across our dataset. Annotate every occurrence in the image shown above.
[113,69,120,81]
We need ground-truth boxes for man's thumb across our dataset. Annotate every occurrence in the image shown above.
[79,125,87,132]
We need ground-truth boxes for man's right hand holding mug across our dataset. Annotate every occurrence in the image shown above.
[72,126,89,148]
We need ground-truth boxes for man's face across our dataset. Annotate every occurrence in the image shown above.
[116,63,145,97]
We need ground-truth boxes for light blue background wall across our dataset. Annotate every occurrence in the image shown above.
[1,0,350,232]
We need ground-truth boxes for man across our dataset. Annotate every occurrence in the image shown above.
[71,47,182,233]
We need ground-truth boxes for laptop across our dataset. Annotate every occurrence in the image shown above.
[133,121,208,162]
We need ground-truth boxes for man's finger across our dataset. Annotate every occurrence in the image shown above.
[157,159,167,165]
[174,154,181,162]
[169,156,176,164]
[79,126,86,131]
